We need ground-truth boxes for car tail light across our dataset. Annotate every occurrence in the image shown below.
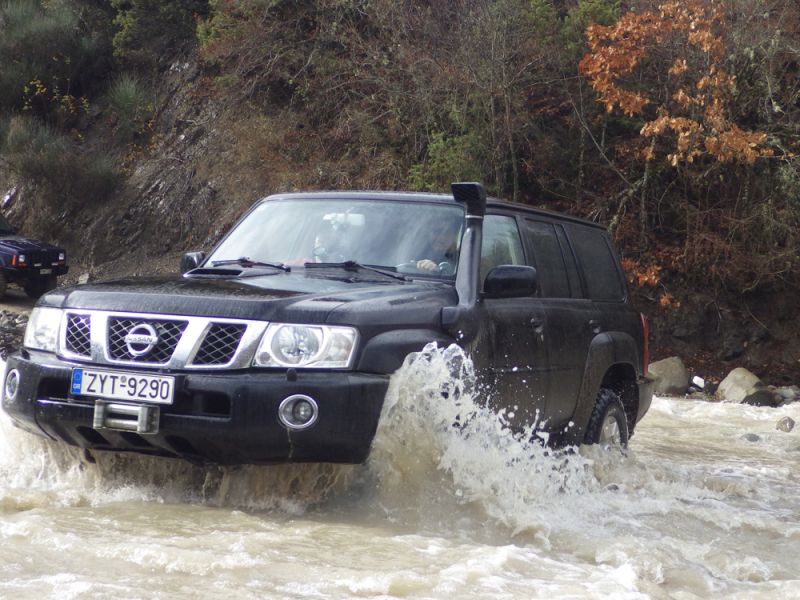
[640,313,650,374]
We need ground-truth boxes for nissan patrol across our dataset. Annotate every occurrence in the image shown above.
[2,183,653,464]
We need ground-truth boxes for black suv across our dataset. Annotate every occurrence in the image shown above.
[0,214,68,298]
[2,184,653,464]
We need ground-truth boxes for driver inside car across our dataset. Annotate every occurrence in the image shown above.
[415,220,461,273]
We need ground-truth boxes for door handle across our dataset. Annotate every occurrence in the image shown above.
[589,319,602,333]
[530,317,544,331]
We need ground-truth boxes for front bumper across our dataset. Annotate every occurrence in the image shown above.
[2,350,389,465]
[5,264,68,283]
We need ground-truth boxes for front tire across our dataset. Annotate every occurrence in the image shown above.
[584,388,629,449]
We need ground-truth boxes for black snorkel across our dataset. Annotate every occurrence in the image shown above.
[441,182,486,342]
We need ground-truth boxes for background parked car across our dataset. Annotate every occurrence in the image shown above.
[0,213,68,299]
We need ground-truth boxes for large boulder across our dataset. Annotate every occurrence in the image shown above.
[716,367,780,406]
[648,356,690,395]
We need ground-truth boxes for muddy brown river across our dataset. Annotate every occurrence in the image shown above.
[1,346,799,599]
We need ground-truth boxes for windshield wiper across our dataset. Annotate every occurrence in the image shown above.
[304,260,408,281]
[210,257,291,272]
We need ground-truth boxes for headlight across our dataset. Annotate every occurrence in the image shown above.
[23,307,63,352]
[254,323,358,368]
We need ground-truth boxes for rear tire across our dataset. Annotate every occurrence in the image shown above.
[0,273,6,299]
[24,275,57,299]
[584,388,629,449]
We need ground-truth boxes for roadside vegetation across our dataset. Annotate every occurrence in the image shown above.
[1,0,799,315]
[197,0,800,297]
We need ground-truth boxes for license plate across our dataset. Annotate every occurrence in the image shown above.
[71,368,174,405]
[40,268,52,275]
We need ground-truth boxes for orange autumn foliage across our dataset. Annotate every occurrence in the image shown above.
[579,0,773,165]
[621,258,680,308]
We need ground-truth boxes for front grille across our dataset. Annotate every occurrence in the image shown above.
[60,310,267,370]
[192,324,247,365]
[24,250,60,266]
[65,314,91,357]
[108,317,187,363]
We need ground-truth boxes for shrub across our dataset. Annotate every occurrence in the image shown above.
[106,73,153,142]
[111,0,209,70]
[0,0,113,116]
[409,132,484,193]
[2,116,120,206]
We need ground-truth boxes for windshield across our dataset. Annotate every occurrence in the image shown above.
[206,198,464,278]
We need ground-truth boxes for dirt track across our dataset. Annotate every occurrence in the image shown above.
[0,288,35,315]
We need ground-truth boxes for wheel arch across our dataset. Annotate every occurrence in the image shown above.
[599,363,639,435]
[356,328,456,374]
[565,331,641,445]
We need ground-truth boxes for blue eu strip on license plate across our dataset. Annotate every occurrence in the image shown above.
[71,369,83,395]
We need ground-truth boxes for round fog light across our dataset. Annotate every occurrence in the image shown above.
[278,395,318,430]
[4,369,20,401]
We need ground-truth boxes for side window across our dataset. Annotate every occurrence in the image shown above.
[481,215,525,285]
[523,220,570,298]
[568,226,625,300]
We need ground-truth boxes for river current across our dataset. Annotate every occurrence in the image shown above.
[1,345,798,599]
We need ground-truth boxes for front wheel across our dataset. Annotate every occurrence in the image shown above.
[584,388,629,449]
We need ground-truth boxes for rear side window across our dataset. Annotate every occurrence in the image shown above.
[481,215,525,284]
[568,226,625,300]
[523,219,570,298]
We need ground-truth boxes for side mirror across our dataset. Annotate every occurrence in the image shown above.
[180,251,206,274]
[483,265,537,299]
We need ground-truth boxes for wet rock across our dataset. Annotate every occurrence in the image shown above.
[776,417,796,433]
[742,433,761,442]
[648,356,690,395]
[0,309,26,359]
[775,386,800,405]
[716,367,777,405]
[742,389,781,408]
[77,272,93,285]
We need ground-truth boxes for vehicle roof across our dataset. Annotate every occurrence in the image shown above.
[262,191,605,230]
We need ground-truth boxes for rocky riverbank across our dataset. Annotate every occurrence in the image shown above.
[0,310,26,359]
[648,355,798,432]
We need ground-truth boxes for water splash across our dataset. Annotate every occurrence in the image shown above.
[0,410,356,513]
[365,343,609,541]
[1,344,610,527]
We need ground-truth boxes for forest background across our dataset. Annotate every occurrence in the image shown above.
[1,0,799,383]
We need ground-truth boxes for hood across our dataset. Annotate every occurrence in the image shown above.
[42,270,457,327]
[0,235,62,252]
